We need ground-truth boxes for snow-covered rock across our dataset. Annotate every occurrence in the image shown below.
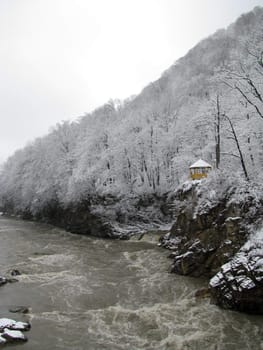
[0,336,6,344]
[209,228,263,313]
[0,276,7,286]
[160,174,263,313]
[0,318,30,331]
[0,318,30,345]
[2,328,27,342]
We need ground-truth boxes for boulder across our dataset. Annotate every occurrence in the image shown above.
[0,318,30,331]
[9,306,29,314]
[10,269,21,276]
[0,318,30,344]
[0,335,6,344]
[0,277,7,286]
[1,329,27,342]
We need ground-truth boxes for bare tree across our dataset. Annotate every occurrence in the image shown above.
[223,39,263,120]
[215,94,221,169]
[222,113,249,181]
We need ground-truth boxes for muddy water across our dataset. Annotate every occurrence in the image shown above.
[0,216,262,350]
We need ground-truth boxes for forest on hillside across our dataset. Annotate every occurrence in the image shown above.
[0,7,262,218]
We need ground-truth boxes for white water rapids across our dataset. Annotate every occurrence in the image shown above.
[0,217,262,350]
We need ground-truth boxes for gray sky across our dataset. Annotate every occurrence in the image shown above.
[0,0,263,162]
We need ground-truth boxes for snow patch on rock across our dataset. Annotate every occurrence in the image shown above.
[0,318,30,344]
[210,227,263,313]
[0,318,29,331]
[2,328,27,342]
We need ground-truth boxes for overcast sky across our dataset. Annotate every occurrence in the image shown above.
[0,0,263,162]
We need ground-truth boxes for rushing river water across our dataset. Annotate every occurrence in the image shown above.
[0,216,262,350]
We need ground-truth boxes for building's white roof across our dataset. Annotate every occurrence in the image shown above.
[189,159,212,169]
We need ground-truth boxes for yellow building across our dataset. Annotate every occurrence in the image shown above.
[189,159,212,180]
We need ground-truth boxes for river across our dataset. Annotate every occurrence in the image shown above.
[0,216,262,350]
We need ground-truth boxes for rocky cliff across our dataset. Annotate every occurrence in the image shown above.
[160,173,263,313]
[1,192,173,240]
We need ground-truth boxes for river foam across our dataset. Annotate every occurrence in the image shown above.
[0,217,262,350]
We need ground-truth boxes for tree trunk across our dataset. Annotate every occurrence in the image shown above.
[224,114,249,181]
[215,94,221,169]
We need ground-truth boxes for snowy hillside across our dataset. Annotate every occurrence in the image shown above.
[0,6,262,217]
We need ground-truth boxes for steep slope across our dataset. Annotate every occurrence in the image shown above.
[0,6,262,223]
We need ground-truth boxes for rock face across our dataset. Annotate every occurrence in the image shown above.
[31,200,118,239]
[160,177,263,313]
[3,193,172,240]
[2,197,124,239]
[210,229,263,314]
